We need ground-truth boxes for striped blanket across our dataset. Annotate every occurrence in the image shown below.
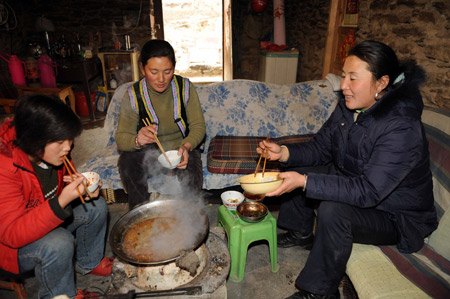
[380,245,450,298]
[206,134,313,174]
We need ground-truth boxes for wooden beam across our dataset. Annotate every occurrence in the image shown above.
[223,0,233,80]
[150,0,164,40]
[322,0,346,78]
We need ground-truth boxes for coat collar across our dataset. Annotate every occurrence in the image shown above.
[0,119,34,172]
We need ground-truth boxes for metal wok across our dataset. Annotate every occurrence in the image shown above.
[109,199,209,265]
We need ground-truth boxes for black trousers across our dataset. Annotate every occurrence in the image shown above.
[118,145,203,210]
[278,166,399,295]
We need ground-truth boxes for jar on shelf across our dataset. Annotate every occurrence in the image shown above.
[110,74,118,89]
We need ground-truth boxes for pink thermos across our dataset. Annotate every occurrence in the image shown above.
[0,53,27,86]
[38,54,57,88]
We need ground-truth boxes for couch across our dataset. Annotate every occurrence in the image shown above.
[78,77,340,192]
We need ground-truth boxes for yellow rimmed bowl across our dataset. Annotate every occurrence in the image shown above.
[237,172,283,195]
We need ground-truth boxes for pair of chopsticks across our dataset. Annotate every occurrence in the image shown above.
[63,156,93,204]
[142,117,172,167]
[254,135,270,177]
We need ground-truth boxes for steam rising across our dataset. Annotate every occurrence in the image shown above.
[124,147,207,262]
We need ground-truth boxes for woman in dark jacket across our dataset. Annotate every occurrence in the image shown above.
[258,40,438,299]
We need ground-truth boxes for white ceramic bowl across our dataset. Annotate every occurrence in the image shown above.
[158,150,182,169]
[81,172,100,193]
[221,190,245,210]
[237,172,283,195]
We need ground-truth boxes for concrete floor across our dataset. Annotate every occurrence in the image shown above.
[0,193,346,299]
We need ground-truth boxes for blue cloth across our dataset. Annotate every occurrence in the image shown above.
[17,197,108,299]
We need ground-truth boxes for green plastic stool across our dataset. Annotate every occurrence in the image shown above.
[217,205,279,282]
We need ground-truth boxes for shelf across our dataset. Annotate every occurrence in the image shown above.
[98,51,140,103]
[322,0,359,78]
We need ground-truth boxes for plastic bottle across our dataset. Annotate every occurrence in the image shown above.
[0,53,27,86]
[25,57,40,83]
[59,34,69,58]
[38,54,57,88]
[110,74,118,89]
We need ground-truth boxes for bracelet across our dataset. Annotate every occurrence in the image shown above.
[134,135,142,149]
[303,174,308,192]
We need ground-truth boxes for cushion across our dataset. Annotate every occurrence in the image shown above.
[207,134,313,174]
[347,244,427,298]
[380,244,450,298]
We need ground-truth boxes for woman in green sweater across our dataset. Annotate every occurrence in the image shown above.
[116,40,206,209]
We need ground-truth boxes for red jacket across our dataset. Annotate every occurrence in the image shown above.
[0,119,68,273]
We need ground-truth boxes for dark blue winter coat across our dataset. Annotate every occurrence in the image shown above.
[283,63,438,253]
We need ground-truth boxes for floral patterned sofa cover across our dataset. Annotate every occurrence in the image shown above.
[78,77,340,192]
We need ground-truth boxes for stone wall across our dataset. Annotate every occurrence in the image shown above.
[232,0,274,79]
[285,0,330,82]
[232,0,331,82]
[357,0,450,109]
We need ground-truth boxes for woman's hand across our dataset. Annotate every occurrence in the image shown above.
[136,124,158,146]
[177,143,191,169]
[265,171,306,197]
[257,140,288,162]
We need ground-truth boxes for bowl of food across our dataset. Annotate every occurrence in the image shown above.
[221,190,245,210]
[158,150,182,169]
[81,171,100,193]
[237,172,283,195]
[236,202,268,223]
[243,191,265,202]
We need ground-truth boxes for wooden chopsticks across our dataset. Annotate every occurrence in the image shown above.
[62,157,85,204]
[64,156,94,198]
[254,135,270,177]
[262,148,268,177]
[142,117,172,167]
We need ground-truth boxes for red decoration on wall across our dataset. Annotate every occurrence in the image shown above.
[252,0,268,13]
[340,30,355,66]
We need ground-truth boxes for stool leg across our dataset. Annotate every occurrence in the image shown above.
[228,227,246,282]
[268,216,280,273]
[217,215,223,228]
[0,278,28,299]
[236,237,249,282]
[12,280,28,299]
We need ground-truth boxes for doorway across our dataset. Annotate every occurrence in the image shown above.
[153,0,232,82]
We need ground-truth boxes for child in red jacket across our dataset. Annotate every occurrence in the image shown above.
[0,94,112,299]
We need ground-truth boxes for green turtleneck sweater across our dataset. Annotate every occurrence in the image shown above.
[115,80,206,152]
